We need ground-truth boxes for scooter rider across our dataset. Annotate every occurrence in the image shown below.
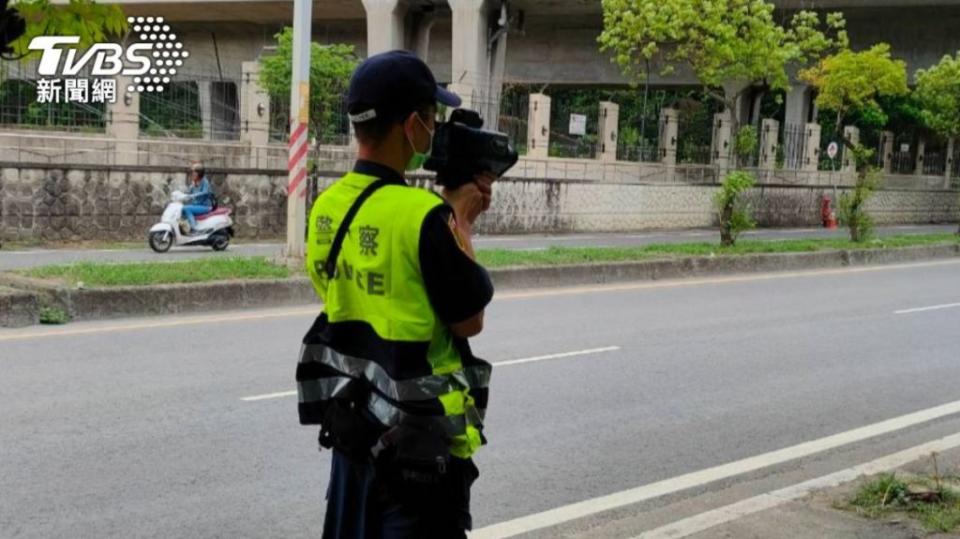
[182,162,215,233]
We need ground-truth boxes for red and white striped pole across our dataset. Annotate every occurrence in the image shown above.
[285,0,313,260]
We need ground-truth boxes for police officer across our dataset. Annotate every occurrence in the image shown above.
[297,50,495,538]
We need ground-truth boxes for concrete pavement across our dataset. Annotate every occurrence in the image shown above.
[2,259,960,537]
[0,224,955,270]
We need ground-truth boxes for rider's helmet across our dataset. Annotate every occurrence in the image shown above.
[190,161,205,180]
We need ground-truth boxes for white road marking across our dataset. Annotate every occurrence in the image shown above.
[485,346,619,367]
[4,258,959,343]
[471,397,960,538]
[895,302,960,315]
[240,346,620,401]
[633,431,960,539]
[242,390,297,402]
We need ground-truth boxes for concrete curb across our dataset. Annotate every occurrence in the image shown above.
[0,286,40,327]
[488,244,960,289]
[1,244,958,327]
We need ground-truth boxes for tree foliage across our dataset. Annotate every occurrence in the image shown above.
[800,44,903,241]
[259,28,358,142]
[915,52,960,139]
[8,0,127,57]
[799,43,908,138]
[598,0,847,115]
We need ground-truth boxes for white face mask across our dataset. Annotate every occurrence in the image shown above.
[405,113,434,171]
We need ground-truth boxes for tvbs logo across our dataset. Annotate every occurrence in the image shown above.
[28,16,189,104]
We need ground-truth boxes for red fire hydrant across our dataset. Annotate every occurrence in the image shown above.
[821,195,837,229]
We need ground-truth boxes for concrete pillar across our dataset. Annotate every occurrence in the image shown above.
[945,138,955,187]
[803,123,821,172]
[881,130,895,174]
[759,118,779,171]
[240,62,270,148]
[785,85,811,128]
[842,125,860,173]
[915,138,926,176]
[198,80,212,139]
[448,0,507,126]
[361,0,408,55]
[107,75,139,166]
[527,93,550,159]
[711,111,732,171]
[598,101,619,162]
[407,10,435,60]
[658,107,678,166]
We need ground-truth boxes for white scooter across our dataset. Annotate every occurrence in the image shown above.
[148,191,234,253]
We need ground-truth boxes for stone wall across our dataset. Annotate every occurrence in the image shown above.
[0,165,289,242]
[1,164,957,242]
[478,181,959,234]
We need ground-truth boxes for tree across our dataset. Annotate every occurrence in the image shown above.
[598,0,847,164]
[6,0,127,57]
[914,52,960,234]
[259,28,358,145]
[800,43,908,241]
[915,52,960,140]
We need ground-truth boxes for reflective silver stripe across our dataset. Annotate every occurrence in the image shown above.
[462,363,492,389]
[302,343,463,401]
[367,392,468,437]
[298,376,353,404]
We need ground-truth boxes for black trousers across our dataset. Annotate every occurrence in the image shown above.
[322,449,479,539]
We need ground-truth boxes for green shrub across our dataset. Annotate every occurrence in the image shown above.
[39,306,70,325]
[714,170,757,247]
[839,167,880,242]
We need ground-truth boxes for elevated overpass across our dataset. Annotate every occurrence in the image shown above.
[93,0,960,127]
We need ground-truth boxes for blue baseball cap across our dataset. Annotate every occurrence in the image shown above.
[346,50,461,123]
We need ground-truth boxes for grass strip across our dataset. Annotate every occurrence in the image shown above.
[20,256,289,287]
[476,234,960,268]
[14,234,959,285]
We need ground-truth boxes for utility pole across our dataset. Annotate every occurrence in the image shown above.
[284,0,312,261]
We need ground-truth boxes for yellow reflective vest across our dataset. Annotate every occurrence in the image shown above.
[298,169,490,459]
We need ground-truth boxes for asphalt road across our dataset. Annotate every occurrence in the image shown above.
[2,259,960,538]
[0,224,955,270]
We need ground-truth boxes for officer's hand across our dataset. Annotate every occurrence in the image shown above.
[443,181,485,227]
[474,171,495,212]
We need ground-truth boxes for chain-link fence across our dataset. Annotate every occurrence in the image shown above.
[780,123,808,170]
[677,111,712,165]
[617,111,660,162]
[918,139,947,176]
[268,92,354,146]
[890,134,916,174]
[138,77,242,140]
[498,86,528,155]
[0,62,108,133]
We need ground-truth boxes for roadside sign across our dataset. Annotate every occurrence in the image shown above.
[900,143,911,153]
[569,114,587,136]
[827,142,839,160]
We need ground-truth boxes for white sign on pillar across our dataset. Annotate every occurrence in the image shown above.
[568,114,587,136]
